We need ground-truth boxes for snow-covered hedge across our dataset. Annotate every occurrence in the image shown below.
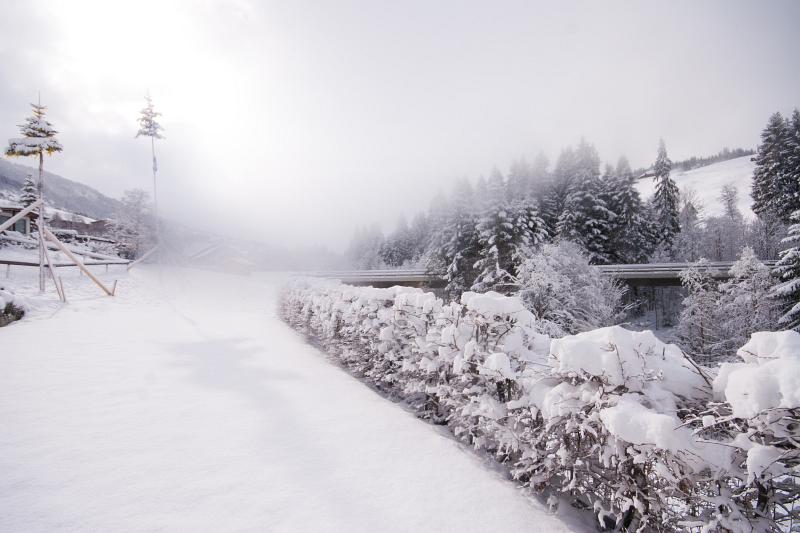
[0,286,25,327]
[281,278,800,531]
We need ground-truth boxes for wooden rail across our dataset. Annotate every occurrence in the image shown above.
[0,259,129,268]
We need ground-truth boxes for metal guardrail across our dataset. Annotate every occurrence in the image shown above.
[305,269,434,283]
[596,261,778,279]
[304,261,780,285]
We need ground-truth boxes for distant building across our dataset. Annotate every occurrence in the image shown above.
[0,200,37,236]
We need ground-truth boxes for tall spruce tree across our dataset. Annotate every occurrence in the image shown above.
[473,169,547,291]
[528,152,550,200]
[786,109,800,217]
[506,157,532,201]
[603,157,651,263]
[751,112,790,221]
[439,178,480,296]
[651,139,680,250]
[773,209,800,330]
[540,147,576,235]
[555,140,614,263]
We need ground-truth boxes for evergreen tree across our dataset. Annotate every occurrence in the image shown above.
[786,109,800,216]
[421,191,449,272]
[555,140,614,263]
[751,112,790,221]
[437,178,480,296]
[651,139,680,251]
[136,94,165,140]
[506,157,531,201]
[5,101,63,159]
[603,157,651,263]
[408,212,431,263]
[540,147,576,235]
[773,209,800,330]
[472,169,547,292]
[380,215,414,267]
[528,151,550,200]
[19,173,38,207]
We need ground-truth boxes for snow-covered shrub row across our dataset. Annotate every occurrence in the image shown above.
[0,285,25,327]
[281,277,800,532]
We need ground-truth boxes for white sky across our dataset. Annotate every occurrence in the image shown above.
[0,0,798,249]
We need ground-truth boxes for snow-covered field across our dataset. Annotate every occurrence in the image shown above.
[636,155,755,218]
[0,266,582,532]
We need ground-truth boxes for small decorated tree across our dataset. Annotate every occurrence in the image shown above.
[5,99,63,291]
[136,93,164,259]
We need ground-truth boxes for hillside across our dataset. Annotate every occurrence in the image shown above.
[0,158,120,220]
[636,155,755,219]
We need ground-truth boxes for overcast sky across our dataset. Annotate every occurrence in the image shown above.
[1,0,798,249]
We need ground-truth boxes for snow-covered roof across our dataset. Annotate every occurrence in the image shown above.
[0,199,22,210]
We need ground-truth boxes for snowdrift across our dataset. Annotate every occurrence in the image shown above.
[282,278,800,532]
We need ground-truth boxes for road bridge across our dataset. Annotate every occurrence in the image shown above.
[306,260,778,289]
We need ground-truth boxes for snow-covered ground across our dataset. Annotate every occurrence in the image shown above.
[636,155,755,219]
[0,266,583,532]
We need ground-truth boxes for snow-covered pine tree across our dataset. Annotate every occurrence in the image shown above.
[407,212,431,263]
[421,191,450,272]
[136,93,164,140]
[19,173,39,208]
[786,109,800,217]
[471,169,547,292]
[773,209,800,330]
[380,215,414,267]
[555,140,614,263]
[506,157,531,201]
[472,169,515,292]
[651,139,680,252]
[540,147,576,235]
[602,157,650,263]
[5,101,63,160]
[714,247,780,355]
[528,151,550,200]
[751,112,790,222]
[438,178,480,296]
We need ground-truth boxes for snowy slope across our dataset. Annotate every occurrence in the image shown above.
[0,158,120,219]
[636,155,756,219]
[0,267,583,533]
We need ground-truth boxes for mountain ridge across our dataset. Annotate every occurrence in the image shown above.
[0,158,121,219]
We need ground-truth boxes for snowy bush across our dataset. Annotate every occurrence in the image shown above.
[678,249,780,362]
[282,278,800,531]
[0,286,25,327]
[515,241,629,337]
